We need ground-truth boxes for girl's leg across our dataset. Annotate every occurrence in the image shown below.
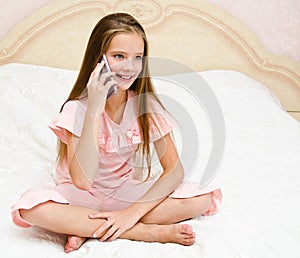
[140,193,213,224]
[20,201,196,252]
[65,235,87,253]
[65,193,212,252]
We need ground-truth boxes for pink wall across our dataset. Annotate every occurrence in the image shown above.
[0,0,299,64]
[209,0,300,64]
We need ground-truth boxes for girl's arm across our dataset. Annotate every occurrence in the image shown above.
[128,132,184,213]
[65,110,100,190]
[66,63,117,190]
[90,132,184,240]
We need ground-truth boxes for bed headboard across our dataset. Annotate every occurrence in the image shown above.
[0,0,300,121]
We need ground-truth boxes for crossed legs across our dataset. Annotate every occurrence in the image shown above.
[20,193,212,253]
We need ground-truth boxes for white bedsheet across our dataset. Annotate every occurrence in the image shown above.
[0,63,299,257]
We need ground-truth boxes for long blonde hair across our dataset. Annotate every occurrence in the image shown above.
[57,12,163,180]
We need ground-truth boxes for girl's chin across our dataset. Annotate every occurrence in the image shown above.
[116,80,135,90]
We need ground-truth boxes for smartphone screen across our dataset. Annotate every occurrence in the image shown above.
[100,54,117,99]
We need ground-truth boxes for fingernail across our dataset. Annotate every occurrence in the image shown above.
[92,233,97,238]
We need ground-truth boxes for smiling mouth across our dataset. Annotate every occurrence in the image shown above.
[116,74,134,80]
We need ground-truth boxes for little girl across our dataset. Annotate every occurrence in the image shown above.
[11,12,222,253]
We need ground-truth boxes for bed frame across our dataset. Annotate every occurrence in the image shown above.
[0,0,299,122]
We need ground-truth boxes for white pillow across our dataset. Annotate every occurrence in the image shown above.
[0,63,78,191]
[151,70,288,183]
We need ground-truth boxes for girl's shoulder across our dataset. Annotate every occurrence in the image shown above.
[126,90,177,142]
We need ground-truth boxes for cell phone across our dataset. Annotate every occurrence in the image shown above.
[100,54,117,99]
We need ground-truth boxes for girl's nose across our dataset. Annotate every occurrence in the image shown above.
[122,59,135,71]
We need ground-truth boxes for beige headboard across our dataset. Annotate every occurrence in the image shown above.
[0,0,299,121]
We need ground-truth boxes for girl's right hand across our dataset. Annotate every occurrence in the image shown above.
[86,62,117,115]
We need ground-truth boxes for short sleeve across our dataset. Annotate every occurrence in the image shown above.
[147,97,177,143]
[48,100,86,144]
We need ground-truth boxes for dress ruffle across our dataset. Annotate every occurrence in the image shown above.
[49,91,177,152]
[98,127,142,152]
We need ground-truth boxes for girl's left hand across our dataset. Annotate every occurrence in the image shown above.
[89,209,141,241]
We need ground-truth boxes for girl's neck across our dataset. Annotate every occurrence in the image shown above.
[105,90,128,124]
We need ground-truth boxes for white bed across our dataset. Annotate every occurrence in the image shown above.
[1,0,300,257]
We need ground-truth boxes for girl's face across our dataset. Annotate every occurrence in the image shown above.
[105,32,144,91]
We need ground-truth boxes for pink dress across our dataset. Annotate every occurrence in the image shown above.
[11,90,222,228]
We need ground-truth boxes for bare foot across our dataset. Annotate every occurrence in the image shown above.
[64,235,87,253]
[137,223,196,246]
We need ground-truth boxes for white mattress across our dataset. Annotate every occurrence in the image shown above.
[0,63,299,257]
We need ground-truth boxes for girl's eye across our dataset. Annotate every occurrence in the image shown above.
[136,56,143,61]
[114,54,124,59]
